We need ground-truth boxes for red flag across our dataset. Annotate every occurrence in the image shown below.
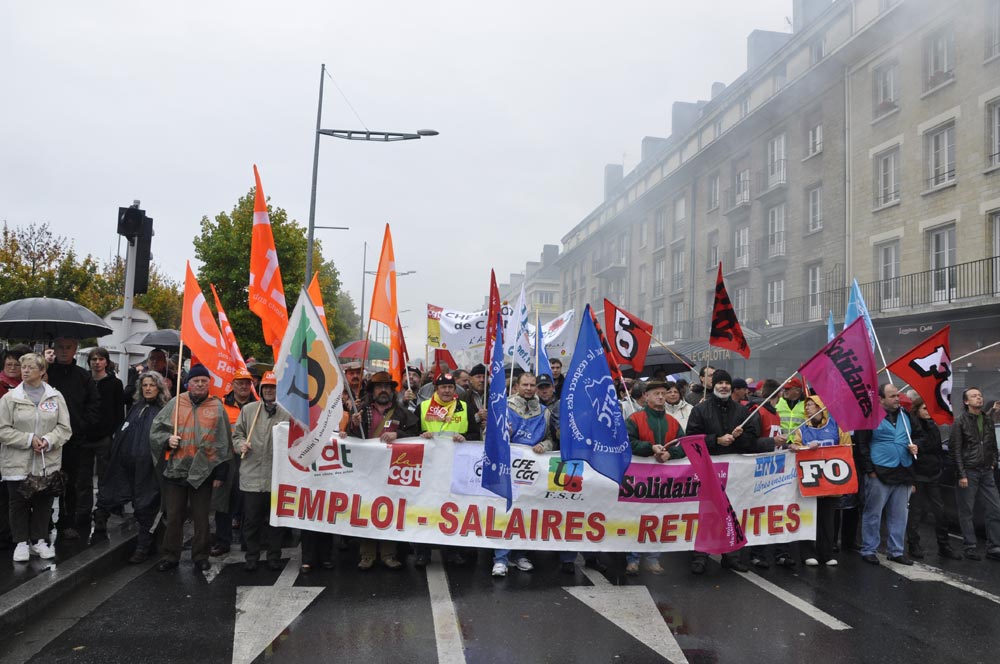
[589,307,628,386]
[396,316,409,364]
[249,165,288,360]
[484,269,502,364]
[887,326,954,425]
[603,298,653,372]
[709,263,750,358]
[210,283,250,394]
[181,263,235,399]
[795,446,859,497]
[433,349,458,379]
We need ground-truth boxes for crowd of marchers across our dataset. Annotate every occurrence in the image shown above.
[1,344,999,581]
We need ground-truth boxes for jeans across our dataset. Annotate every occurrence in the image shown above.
[494,549,527,565]
[956,468,1000,549]
[626,552,660,565]
[861,475,910,557]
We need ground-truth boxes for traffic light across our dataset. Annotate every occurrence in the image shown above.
[117,203,154,294]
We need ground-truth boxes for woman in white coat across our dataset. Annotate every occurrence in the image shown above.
[0,352,72,562]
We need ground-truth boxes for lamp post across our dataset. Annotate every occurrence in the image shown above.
[358,257,416,338]
[305,63,438,287]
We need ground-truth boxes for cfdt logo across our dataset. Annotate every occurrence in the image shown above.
[546,458,583,498]
[754,454,786,478]
[388,443,425,487]
[316,441,353,473]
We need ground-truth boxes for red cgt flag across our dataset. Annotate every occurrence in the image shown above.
[887,326,954,425]
[603,298,653,372]
[710,263,750,359]
[484,269,502,364]
[181,263,235,399]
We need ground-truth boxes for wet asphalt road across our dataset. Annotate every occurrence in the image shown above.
[5,525,1000,664]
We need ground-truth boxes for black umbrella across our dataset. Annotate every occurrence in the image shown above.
[138,329,181,351]
[625,345,695,378]
[0,297,112,340]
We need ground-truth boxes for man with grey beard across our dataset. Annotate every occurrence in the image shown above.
[685,369,758,574]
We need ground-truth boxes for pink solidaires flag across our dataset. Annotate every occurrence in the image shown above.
[798,317,885,431]
[679,435,747,555]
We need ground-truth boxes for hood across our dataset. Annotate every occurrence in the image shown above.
[805,394,829,428]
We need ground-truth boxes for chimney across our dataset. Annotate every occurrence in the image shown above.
[541,244,559,266]
[793,0,832,32]
[604,164,623,201]
[747,30,792,70]
[671,101,703,136]
[641,136,670,162]
[711,82,726,99]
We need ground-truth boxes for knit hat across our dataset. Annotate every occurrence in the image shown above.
[187,364,211,380]
[469,363,487,377]
[731,377,748,390]
[711,369,733,387]
[435,373,457,386]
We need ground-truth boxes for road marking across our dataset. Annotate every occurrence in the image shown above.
[231,549,324,664]
[882,556,1000,605]
[566,563,689,664]
[425,550,467,664]
[714,557,851,631]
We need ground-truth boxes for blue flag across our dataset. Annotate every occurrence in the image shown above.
[559,304,632,485]
[844,278,877,351]
[481,312,513,510]
[535,327,552,378]
[827,310,835,343]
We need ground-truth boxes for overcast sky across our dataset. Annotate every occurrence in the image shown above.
[1,0,792,356]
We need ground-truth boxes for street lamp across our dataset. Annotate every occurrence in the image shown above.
[358,243,417,338]
[305,63,438,286]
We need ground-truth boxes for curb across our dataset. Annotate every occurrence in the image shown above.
[0,531,137,633]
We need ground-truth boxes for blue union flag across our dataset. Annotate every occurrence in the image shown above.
[481,311,512,510]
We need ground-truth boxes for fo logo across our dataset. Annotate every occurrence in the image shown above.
[388,442,425,487]
[799,457,852,487]
[547,458,583,493]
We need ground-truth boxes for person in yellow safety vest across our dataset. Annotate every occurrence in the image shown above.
[776,377,806,436]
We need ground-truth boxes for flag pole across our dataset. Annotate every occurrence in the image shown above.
[173,337,184,436]
[649,333,696,372]
[240,401,264,460]
[534,311,540,374]
[736,369,800,431]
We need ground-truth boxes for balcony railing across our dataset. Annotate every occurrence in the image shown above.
[874,188,900,208]
[594,254,627,279]
[724,186,752,213]
[757,160,788,194]
[926,169,956,189]
[924,69,955,91]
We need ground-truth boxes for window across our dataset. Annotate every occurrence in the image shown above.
[877,241,900,308]
[535,291,554,305]
[639,220,648,247]
[989,0,1000,60]
[988,99,1000,168]
[807,186,823,231]
[925,122,956,188]
[873,61,899,118]
[774,65,787,92]
[673,195,686,240]
[807,124,823,156]
[638,265,647,295]
[707,231,719,268]
[708,173,720,209]
[733,287,748,321]
[929,225,957,301]
[735,168,751,204]
[810,36,826,65]
[653,258,666,296]
[653,305,664,334]
[874,147,900,207]
[671,249,685,291]
[767,204,786,257]
[992,211,1000,292]
[654,208,667,247]
[739,96,750,118]
[767,134,786,187]
[713,119,723,139]
[767,279,785,326]
[671,301,685,339]
[879,0,901,11]
[734,227,750,269]
[923,26,955,91]
[807,264,822,320]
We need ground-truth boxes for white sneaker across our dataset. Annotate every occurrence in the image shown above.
[491,562,507,577]
[825,559,838,566]
[13,542,30,562]
[31,540,55,559]
[515,557,534,572]
[804,557,819,566]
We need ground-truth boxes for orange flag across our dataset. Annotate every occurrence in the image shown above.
[307,272,329,333]
[181,262,235,399]
[210,283,250,394]
[249,164,288,360]
[368,224,403,385]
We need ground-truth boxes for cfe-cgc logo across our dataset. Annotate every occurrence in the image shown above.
[388,442,425,487]
[546,458,584,500]
[512,458,540,486]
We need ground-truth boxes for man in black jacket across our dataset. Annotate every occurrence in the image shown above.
[950,387,1000,561]
[685,369,758,574]
[46,337,101,540]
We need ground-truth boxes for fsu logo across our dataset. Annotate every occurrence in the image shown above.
[547,458,583,494]
[388,442,425,487]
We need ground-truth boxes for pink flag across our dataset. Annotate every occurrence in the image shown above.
[679,435,747,555]
[798,317,885,431]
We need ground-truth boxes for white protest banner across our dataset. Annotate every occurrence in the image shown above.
[270,425,816,552]
[427,304,488,350]
[527,309,576,358]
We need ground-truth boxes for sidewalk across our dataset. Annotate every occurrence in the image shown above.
[0,514,137,633]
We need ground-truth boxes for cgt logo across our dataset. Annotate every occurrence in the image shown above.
[546,458,584,500]
[754,454,786,478]
[512,458,539,486]
[388,442,425,487]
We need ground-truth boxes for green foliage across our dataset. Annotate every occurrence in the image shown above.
[192,189,358,361]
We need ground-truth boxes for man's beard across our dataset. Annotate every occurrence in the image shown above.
[713,387,730,399]
[375,392,393,406]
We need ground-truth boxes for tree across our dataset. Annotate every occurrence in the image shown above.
[192,189,357,361]
[76,257,182,330]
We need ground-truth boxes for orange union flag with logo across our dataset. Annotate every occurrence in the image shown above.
[369,223,403,385]
[181,262,235,399]
[249,165,289,359]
